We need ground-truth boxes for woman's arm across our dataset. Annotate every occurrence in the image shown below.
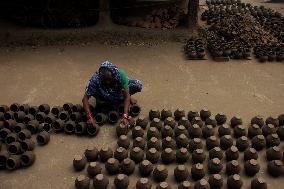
[122,88,130,124]
[82,94,96,127]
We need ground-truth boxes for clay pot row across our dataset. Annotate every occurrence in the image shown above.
[184,38,206,60]
[0,150,35,170]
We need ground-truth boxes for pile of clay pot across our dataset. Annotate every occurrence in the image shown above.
[184,38,206,60]
[73,108,284,189]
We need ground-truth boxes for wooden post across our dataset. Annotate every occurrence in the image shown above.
[188,0,199,27]
[97,0,113,27]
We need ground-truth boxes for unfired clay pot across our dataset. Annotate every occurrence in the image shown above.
[226,160,241,175]
[161,125,174,138]
[36,131,50,145]
[200,108,211,121]
[244,148,258,161]
[230,116,242,128]
[226,146,239,161]
[205,116,217,127]
[218,124,231,136]
[87,162,102,177]
[206,136,220,150]
[116,123,128,137]
[262,124,276,137]
[93,174,109,189]
[234,125,247,138]
[176,134,189,149]
[114,174,129,189]
[251,135,266,151]
[162,136,176,149]
[146,148,160,164]
[266,134,280,147]
[114,147,128,162]
[120,158,135,175]
[147,127,160,140]
[188,138,203,152]
[191,163,205,181]
[85,146,99,162]
[156,182,172,189]
[99,147,113,162]
[244,159,260,176]
[75,175,90,189]
[266,146,283,161]
[209,147,224,160]
[117,135,130,149]
[161,148,175,164]
[236,136,250,151]
[174,109,186,121]
[187,110,199,122]
[265,116,279,127]
[248,124,262,139]
[149,109,161,120]
[105,157,120,175]
[132,126,144,139]
[164,117,177,128]
[208,174,223,189]
[194,179,209,189]
[175,125,188,138]
[130,147,144,163]
[161,109,172,120]
[178,181,192,189]
[215,113,227,125]
[267,160,284,177]
[136,178,152,189]
[276,126,284,140]
[20,151,35,167]
[251,177,267,189]
[251,116,265,127]
[136,116,148,129]
[202,125,215,139]
[139,160,153,176]
[188,124,202,139]
[174,165,189,182]
[147,137,161,151]
[227,174,243,189]
[73,154,87,171]
[178,117,191,129]
[176,147,189,163]
[208,158,223,174]
[153,165,168,182]
[192,149,206,164]
[150,118,163,130]
[133,137,146,150]
[21,138,35,151]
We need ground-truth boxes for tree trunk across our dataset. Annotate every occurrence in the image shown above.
[97,0,113,28]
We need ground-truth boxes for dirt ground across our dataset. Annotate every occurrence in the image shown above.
[0,0,284,189]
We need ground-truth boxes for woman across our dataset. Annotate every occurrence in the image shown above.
[82,61,142,127]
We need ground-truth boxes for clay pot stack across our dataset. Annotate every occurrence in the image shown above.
[184,38,206,60]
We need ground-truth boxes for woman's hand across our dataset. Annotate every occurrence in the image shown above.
[121,117,129,126]
[87,117,97,128]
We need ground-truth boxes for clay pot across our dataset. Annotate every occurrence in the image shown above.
[5,133,18,144]
[75,122,87,135]
[108,111,119,124]
[6,155,21,170]
[150,118,163,130]
[262,124,276,137]
[162,136,176,149]
[147,127,160,139]
[194,179,209,189]
[161,148,175,164]
[87,162,102,177]
[174,109,186,121]
[114,174,129,189]
[38,123,52,133]
[8,142,21,154]
[200,108,211,121]
[149,109,161,120]
[178,181,192,189]
[206,136,220,150]
[87,123,100,136]
[236,136,250,151]
[266,134,280,147]
[234,125,247,138]
[73,154,87,171]
[99,147,113,162]
[277,126,284,140]
[251,135,266,151]
[21,138,35,151]
[230,116,242,128]
[192,117,204,127]
[188,138,203,152]
[116,123,128,137]
[266,146,283,161]
[178,117,191,129]
[85,146,99,162]
[105,157,120,175]
[208,174,223,189]
[4,111,14,120]
[227,174,243,189]
[208,158,223,174]
[14,111,25,123]
[226,146,239,161]
[248,124,262,138]
[176,134,189,148]
[36,131,50,145]
[161,125,174,138]
[191,163,205,180]
[164,117,176,128]
[27,120,39,134]
[244,159,260,176]
[156,182,172,189]
[129,104,141,117]
[51,106,62,116]
[251,178,267,189]
[139,160,153,176]
[187,110,199,122]
[278,114,284,126]
[136,116,148,129]
[10,103,20,112]
[95,113,107,125]
[244,148,258,161]
[38,104,50,114]
[161,109,172,120]
[267,160,284,177]
[0,105,9,113]
[218,124,231,136]
[29,106,39,115]
[146,148,160,164]
[0,150,9,168]
[226,160,241,175]
[65,121,76,134]
[114,147,128,162]
[130,147,144,163]
[121,158,135,175]
[175,125,188,138]
[128,116,136,128]
[75,175,90,189]
[35,112,47,123]
[63,102,73,112]
[147,137,161,151]
[174,165,189,182]
[205,116,217,127]
[136,178,152,189]
[209,147,224,160]
[192,149,206,163]
[202,125,215,139]
[153,165,168,182]
[132,126,144,139]
[52,119,65,132]
[23,114,34,124]
[133,137,146,150]
[93,174,109,189]
[215,113,227,125]
[188,124,202,139]
[265,116,279,127]
[3,120,16,131]
[0,128,11,140]
[117,135,130,149]
[72,104,83,112]
[251,116,265,127]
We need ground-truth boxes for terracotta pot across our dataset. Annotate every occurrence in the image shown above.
[147,127,160,140]
[276,126,284,140]
[187,110,199,122]
[8,141,21,154]
[23,114,34,124]
[129,104,141,117]
[20,151,35,167]
[13,111,25,123]
[206,136,220,150]
[218,124,231,136]
[236,136,250,151]
[5,133,18,145]
[108,111,119,124]
[266,146,283,161]
[178,181,192,189]
[161,148,175,164]
[244,148,258,161]
[120,158,135,175]
[136,116,148,129]
[72,104,83,113]
[188,124,202,139]
[227,174,243,189]
[116,123,128,137]
[4,119,17,131]
[70,112,82,122]
[230,116,242,128]
[192,149,206,163]
[117,135,130,149]
[94,113,107,125]
[178,117,191,129]
[191,163,205,180]
[176,134,189,149]
[75,122,87,135]
[156,182,172,189]
[85,146,99,162]
[4,111,14,120]
[266,134,280,147]
[200,108,211,121]
[29,106,39,115]
[162,136,176,149]
[39,104,50,114]
[114,174,129,189]
[265,116,279,127]
[209,147,224,160]
[188,138,203,152]
[65,121,76,134]
[267,160,284,177]
[226,146,239,161]
[251,135,266,151]
[14,122,26,133]
[205,116,217,127]
[164,117,177,128]
[262,124,276,137]
[175,125,188,138]
[63,102,73,112]
[161,109,172,120]
[51,106,63,117]
[244,159,260,176]
[226,160,241,175]
[105,157,120,175]
[130,147,144,163]
[149,109,161,120]
[99,147,113,162]
[215,113,227,125]
[161,125,174,138]
[133,137,146,150]
[139,160,153,176]
[38,123,52,133]
[136,178,152,189]
[93,174,109,189]
[6,155,21,170]
[52,119,65,132]
[150,118,163,130]
[132,126,144,139]
[208,158,223,174]
[174,109,185,121]
[202,125,215,139]
[251,116,265,127]
[87,123,100,136]
[0,128,11,141]
[75,175,90,189]
[208,174,223,189]
[192,117,204,127]
[73,154,87,171]
[114,147,128,162]
[146,148,160,164]
[234,125,247,138]
[176,147,189,163]
[36,131,50,145]
[27,120,39,134]
[251,177,267,189]
[248,124,262,139]
[153,165,168,182]
[21,139,35,151]
[0,150,9,168]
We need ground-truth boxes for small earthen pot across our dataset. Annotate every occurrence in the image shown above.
[139,160,153,176]
[174,165,189,182]
[6,155,21,170]
[161,148,175,164]
[244,148,258,161]
[6,133,18,144]
[187,110,199,122]
[120,158,135,175]
[206,136,220,150]
[149,109,161,120]
[133,137,146,150]
[236,136,250,152]
[147,127,160,140]
[230,116,242,128]
[276,126,284,140]
[202,125,215,139]
[147,137,161,151]
[191,163,205,181]
[178,181,192,189]
[208,174,223,189]
[136,116,148,129]
[75,175,90,189]
[114,174,129,189]
[87,162,102,178]
[150,118,163,131]
[175,125,188,138]
[251,116,265,127]
[209,147,224,160]
[188,124,202,139]
[234,125,247,138]
[215,113,227,125]
[153,164,168,182]
[205,116,217,127]
[129,104,141,117]
[251,135,266,151]
[18,129,31,142]
[266,134,280,147]
[176,147,190,163]
[188,138,203,152]
[117,135,131,149]
[99,147,113,162]
[174,109,186,121]
[244,159,260,176]
[251,177,267,189]
[200,108,211,121]
[8,141,21,154]
[192,149,206,164]
[114,147,128,162]
[178,117,191,129]
[226,160,241,175]
[85,146,99,162]
[164,117,177,128]
[194,179,210,189]
[21,139,35,151]
[265,116,279,127]
[146,148,160,164]
[93,174,109,189]
[156,182,172,189]
[161,109,172,120]
[105,158,120,175]
[136,178,152,189]
[161,125,174,138]
[130,147,144,164]
[227,174,243,189]
[278,114,284,126]
[267,160,284,177]
[162,136,176,149]
[20,151,35,167]
[266,146,283,161]
[248,124,262,139]
[132,126,145,139]
[208,158,223,174]
[262,124,276,137]
[192,117,204,127]
[73,154,87,171]
[116,123,129,137]
[176,134,189,149]
[218,124,231,136]
[226,146,239,161]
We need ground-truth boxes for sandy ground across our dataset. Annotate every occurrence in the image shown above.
[0,0,284,189]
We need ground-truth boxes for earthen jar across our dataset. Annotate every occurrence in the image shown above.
[230,116,242,128]
[226,146,239,161]
[278,114,284,126]
[202,125,215,139]
[129,104,141,117]
[75,175,90,189]
[218,124,231,136]
[52,119,65,132]
[133,137,146,150]
[244,148,258,161]
[64,121,76,134]
[130,147,144,163]
[0,105,9,113]
[21,151,35,167]
[208,158,223,174]
[8,141,21,154]
[4,111,14,121]
[248,124,262,139]
[161,148,175,164]
[0,128,11,141]
[178,117,191,129]
[251,116,265,127]
[164,117,177,128]
[156,182,172,189]
[276,126,284,140]
[153,165,168,182]
[147,137,161,151]
[27,120,39,134]
[236,136,250,151]
[206,136,220,150]
[0,150,9,168]
[136,178,152,189]
[194,179,209,189]
[87,162,102,177]
[188,138,203,152]
[114,174,129,189]
[161,125,174,138]
[191,163,205,180]
[99,147,113,162]
[178,181,192,189]
[146,148,160,164]
[267,160,284,177]
[121,158,135,175]
[117,135,130,149]
[266,134,280,147]
[192,117,204,127]
[208,174,223,189]
[162,136,176,149]
[188,124,202,139]
[209,147,224,160]
[51,106,62,117]
[161,109,172,120]
[266,146,283,161]
[73,154,87,171]
[59,111,69,121]
[176,147,189,163]
[136,116,148,129]
[105,157,120,175]
[262,124,276,137]
[45,113,56,124]
[6,133,18,144]
[251,135,266,151]
[244,159,260,176]
[108,111,120,124]
[21,139,35,151]
[149,109,161,120]
[17,126,30,138]
[251,177,267,189]
[128,116,136,128]
[94,113,107,125]
[36,131,50,145]
[192,149,206,164]
[226,160,241,175]
[75,122,87,135]
[215,113,227,125]
[14,111,25,123]
[132,126,144,139]
[150,118,163,130]
[174,109,186,121]
[38,123,52,133]
[114,147,128,162]
[38,104,50,114]
[234,125,247,138]
[175,125,188,138]
[24,114,35,124]
[70,112,82,122]
[227,174,243,189]
[93,174,109,189]
[200,108,211,121]
[85,146,99,162]
[265,116,279,127]
[174,165,189,182]
[72,104,83,112]
[205,116,217,127]
[187,110,199,122]
[176,134,189,148]
[147,127,160,140]
[139,160,153,176]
